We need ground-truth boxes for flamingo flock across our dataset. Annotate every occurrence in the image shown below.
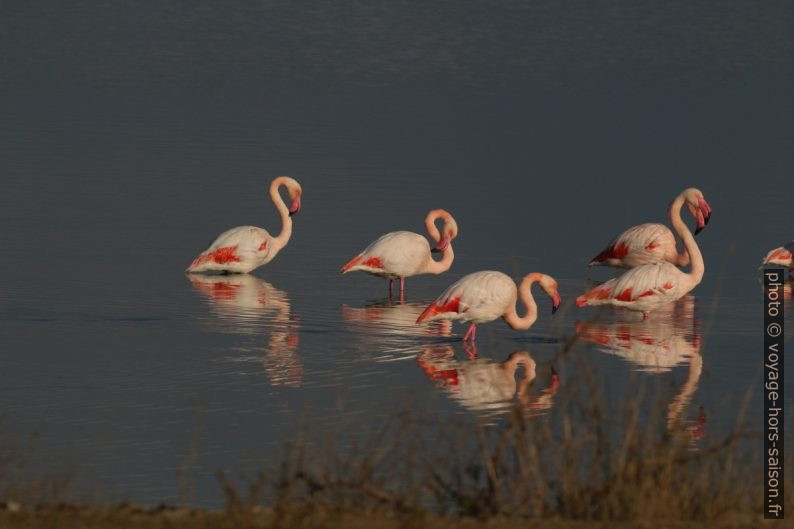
[186,177,788,343]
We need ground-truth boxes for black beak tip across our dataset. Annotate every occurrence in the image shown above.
[552,305,559,314]
[550,366,557,376]
[704,214,711,225]
[694,226,703,236]
[431,247,442,254]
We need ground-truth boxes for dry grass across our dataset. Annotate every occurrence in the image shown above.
[198,347,790,528]
[0,385,789,529]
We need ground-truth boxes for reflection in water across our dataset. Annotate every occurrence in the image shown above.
[576,296,705,447]
[188,274,301,386]
[575,296,699,373]
[417,345,558,421]
[341,300,451,359]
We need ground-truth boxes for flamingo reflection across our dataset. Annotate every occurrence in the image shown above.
[341,300,452,358]
[187,274,302,386]
[417,345,559,420]
[575,296,705,446]
[575,296,699,372]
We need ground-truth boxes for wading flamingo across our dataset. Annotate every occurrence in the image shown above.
[761,241,794,270]
[341,209,458,299]
[576,188,711,319]
[416,271,561,342]
[588,188,713,268]
[186,176,302,274]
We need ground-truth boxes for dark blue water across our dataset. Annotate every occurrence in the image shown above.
[1,0,792,507]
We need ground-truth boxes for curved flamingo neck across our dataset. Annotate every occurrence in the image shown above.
[269,177,293,250]
[424,213,443,243]
[503,275,541,331]
[423,210,456,275]
[423,246,454,274]
[667,200,691,266]
[670,194,704,287]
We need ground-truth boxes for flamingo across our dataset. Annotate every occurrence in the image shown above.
[576,188,711,318]
[588,188,713,268]
[416,271,561,342]
[761,241,794,270]
[341,209,458,299]
[186,176,302,274]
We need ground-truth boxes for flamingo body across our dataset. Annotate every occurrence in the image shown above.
[589,223,683,268]
[576,261,685,313]
[588,188,712,269]
[187,226,277,274]
[342,231,434,278]
[762,241,794,269]
[418,271,517,324]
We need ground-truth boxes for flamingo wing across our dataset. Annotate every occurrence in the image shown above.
[589,223,678,267]
[577,262,681,309]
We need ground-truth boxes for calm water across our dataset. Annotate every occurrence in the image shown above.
[1,0,793,507]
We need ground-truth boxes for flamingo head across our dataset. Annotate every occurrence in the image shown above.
[682,188,712,235]
[428,210,459,253]
[531,274,561,314]
[272,176,303,216]
[286,180,302,216]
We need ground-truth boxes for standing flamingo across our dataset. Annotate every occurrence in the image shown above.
[186,176,302,274]
[588,188,713,268]
[416,271,561,342]
[761,241,794,270]
[576,188,711,318]
[341,209,458,299]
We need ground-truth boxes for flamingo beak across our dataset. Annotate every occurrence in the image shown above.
[698,197,712,226]
[288,195,301,216]
[432,235,451,253]
[694,208,706,236]
[551,292,561,314]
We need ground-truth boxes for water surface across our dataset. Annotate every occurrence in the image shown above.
[1,0,793,507]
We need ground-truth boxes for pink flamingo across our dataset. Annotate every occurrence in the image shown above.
[186,176,302,274]
[416,271,561,342]
[588,188,713,268]
[761,241,794,270]
[577,188,711,318]
[341,209,458,299]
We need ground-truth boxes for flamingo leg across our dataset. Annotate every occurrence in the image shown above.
[399,277,405,301]
[464,340,478,359]
[642,311,649,320]
[462,322,477,342]
[388,278,394,299]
